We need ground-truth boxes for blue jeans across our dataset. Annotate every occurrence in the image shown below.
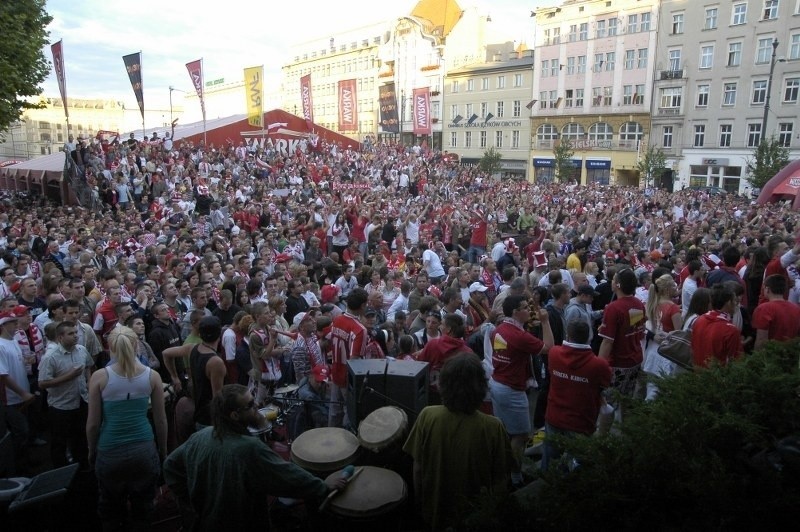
[540,422,578,473]
[95,439,160,530]
[467,245,486,265]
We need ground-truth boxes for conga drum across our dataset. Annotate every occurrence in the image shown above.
[357,406,408,466]
[247,405,279,442]
[323,466,407,526]
[291,428,359,474]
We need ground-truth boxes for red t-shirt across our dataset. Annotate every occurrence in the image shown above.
[417,336,471,391]
[469,218,488,247]
[752,300,800,342]
[691,311,743,368]
[491,320,544,391]
[546,343,612,435]
[329,312,367,387]
[759,257,791,304]
[598,296,646,368]
[659,301,681,332]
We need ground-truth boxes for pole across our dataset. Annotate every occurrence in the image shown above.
[169,86,174,136]
[202,58,207,147]
[761,39,779,142]
[400,90,405,145]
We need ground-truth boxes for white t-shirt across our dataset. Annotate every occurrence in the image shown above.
[0,337,29,405]
[422,249,445,278]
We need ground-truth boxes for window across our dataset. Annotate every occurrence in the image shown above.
[565,89,575,108]
[553,28,561,44]
[451,80,459,93]
[592,87,602,106]
[700,46,714,69]
[728,42,742,66]
[450,132,457,147]
[513,100,521,117]
[790,33,800,60]
[669,49,682,71]
[635,84,645,104]
[512,131,520,148]
[694,125,706,147]
[697,84,710,106]
[541,60,549,77]
[620,122,644,144]
[719,124,733,147]
[467,79,474,91]
[575,88,584,107]
[450,104,458,119]
[550,59,559,76]
[663,126,673,148]
[605,52,615,71]
[756,38,774,64]
[480,102,488,117]
[748,123,762,147]
[543,29,551,46]
[514,73,523,87]
[625,50,635,69]
[465,131,472,148]
[596,19,606,39]
[752,80,768,104]
[627,14,638,33]
[480,131,487,148]
[672,13,684,34]
[495,131,503,148]
[785,78,800,102]
[549,90,558,108]
[608,18,618,36]
[497,76,506,89]
[577,55,587,73]
[589,122,614,141]
[638,48,648,68]
[764,0,779,20]
[539,91,549,109]
[603,86,613,105]
[778,122,793,147]
[567,56,576,74]
[732,3,747,25]
[705,7,718,29]
[538,124,559,142]
[569,24,577,42]
[466,103,473,117]
[481,77,489,90]
[561,123,586,141]
[496,101,504,118]
[660,87,682,108]
[640,12,651,31]
[623,85,634,105]
[579,23,588,40]
[723,82,738,105]
[594,53,604,72]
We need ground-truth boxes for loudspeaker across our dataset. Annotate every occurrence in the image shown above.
[346,359,429,427]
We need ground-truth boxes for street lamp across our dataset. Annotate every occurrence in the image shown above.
[169,86,187,138]
[400,89,405,143]
[761,39,785,141]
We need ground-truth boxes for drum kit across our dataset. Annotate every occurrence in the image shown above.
[246,384,302,443]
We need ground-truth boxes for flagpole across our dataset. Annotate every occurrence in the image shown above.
[140,50,145,140]
[202,58,207,146]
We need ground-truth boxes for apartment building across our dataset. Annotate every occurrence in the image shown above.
[653,0,800,194]
[531,0,659,185]
[444,44,535,179]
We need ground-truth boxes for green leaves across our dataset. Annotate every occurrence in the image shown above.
[746,137,790,190]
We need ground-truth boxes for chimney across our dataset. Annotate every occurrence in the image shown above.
[493,52,502,61]
[508,51,519,60]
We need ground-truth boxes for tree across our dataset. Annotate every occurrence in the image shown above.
[636,144,668,188]
[553,138,575,183]
[479,146,502,176]
[746,137,790,190]
[0,0,52,138]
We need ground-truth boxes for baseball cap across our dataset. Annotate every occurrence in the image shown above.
[11,305,30,317]
[311,364,331,383]
[0,310,21,326]
[468,282,488,293]
[577,285,600,297]
[292,311,317,328]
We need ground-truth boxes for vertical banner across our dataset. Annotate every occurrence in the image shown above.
[412,87,431,135]
[244,66,264,127]
[378,82,399,133]
[122,52,144,120]
[337,79,358,131]
[300,74,314,128]
[185,59,206,119]
[50,40,69,119]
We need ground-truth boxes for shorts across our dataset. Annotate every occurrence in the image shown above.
[489,379,531,436]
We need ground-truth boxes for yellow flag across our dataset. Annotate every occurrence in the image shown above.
[244,66,263,127]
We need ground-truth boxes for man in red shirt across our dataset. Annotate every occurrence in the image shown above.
[415,313,472,404]
[543,320,611,471]
[752,275,800,350]
[328,288,368,428]
[692,285,743,368]
[490,295,553,488]
[759,236,800,304]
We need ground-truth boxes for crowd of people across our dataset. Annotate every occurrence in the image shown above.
[1,130,800,530]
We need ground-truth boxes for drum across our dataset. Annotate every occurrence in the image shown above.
[273,384,300,408]
[323,466,406,520]
[247,405,279,440]
[358,406,408,455]
[291,428,359,474]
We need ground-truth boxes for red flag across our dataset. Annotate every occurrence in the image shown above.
[300,74,314,129]
[185,59,206,119]
[50,40,68,119]
[412,87,431,135]
[337,79,358,131]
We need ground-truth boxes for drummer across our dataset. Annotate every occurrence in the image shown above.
[164,384,347,530]
[293,364,331,437]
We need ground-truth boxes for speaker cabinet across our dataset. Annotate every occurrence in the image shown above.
[346,359,429,426]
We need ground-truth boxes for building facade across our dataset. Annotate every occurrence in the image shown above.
[653,0,800,194]
[531,0,659,185]
[444,45,535,179]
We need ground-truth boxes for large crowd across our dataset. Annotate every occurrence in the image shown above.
[1,130,799,530]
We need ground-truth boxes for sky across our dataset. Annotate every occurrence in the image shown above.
[40,0,542,111]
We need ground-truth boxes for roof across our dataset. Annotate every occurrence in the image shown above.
[3,151,68,173]
[411,0,462,38]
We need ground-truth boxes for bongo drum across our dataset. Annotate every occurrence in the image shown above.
[323,466,406,520]
[357,406,408,454]
[291,428,359,473]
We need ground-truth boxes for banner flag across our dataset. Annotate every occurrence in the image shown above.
[378,83,399,133]
[186,59,206,120]
[122,52,144,119]
[244,66,264,127]
[412,87,431,135]
[300,73,314,128]
[337,79,358,131]
[50,40,69,119]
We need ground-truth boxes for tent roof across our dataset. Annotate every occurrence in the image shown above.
[126,114,247,142]
[3,151,67,173]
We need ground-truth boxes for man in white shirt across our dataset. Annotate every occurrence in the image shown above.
[681,260,704,317]
[0,310,34,458]
[422,241,446,285]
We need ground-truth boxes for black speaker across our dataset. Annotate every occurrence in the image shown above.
[346,359,429,427]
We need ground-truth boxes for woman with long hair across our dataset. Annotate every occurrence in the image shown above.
[642,274,683,400]
[86,326,167,531]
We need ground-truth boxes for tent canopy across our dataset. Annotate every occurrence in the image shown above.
[756,159,800,210]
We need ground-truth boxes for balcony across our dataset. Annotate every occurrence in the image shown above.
[660,69,685,80]
[658,107,682,116]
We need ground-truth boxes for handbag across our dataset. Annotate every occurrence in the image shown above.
[657,329,693,370]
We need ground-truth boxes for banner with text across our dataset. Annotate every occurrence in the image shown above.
[186,59,206,120]
[244,66,263,127]
[50,40,69,119]
[122,52,144,120]
[300,74,314,128]
[337,79,358,131]
[378,82,399,133]
[412,87,431,135]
